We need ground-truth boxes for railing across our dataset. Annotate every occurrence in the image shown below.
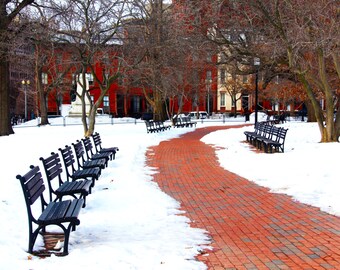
[13,113,299,129]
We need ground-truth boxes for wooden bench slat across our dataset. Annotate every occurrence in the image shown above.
[39,200,70,222]
[25,170,46,205]
[65,199,83,220]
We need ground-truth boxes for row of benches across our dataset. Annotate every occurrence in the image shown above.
[16,132,119,256]
[145,120,171,133]
[244,122,288,153]
[145,117,197,133]
[173,117,197,128]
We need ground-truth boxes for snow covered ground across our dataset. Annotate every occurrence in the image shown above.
[0,115,338,270]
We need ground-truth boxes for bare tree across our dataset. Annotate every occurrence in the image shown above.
[23,9,74,126]
[123,0,210,121]
[198,0,339,142]
[49,0,127,136]
[0,0,34,136]
[122,0,172,121]
[248,0,339,142]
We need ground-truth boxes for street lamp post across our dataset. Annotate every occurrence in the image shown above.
[21,79,30,121]
[254,58,260,124]
[206,78,212,118]
[207,82,210,118]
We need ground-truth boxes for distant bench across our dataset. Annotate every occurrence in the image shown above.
[244,121,288,153]
[145,120,171,133]
[173,116,197,128]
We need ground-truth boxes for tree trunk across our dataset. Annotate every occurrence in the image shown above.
[153,91,166,121]
[232,97,237,117]
[86,108,96,137]
[35,63,49,125]
[305,100,316,122]
[81,92,89,136]
[318,48,337,142]
[39,91,49,125]
[0,55,14,136]
[299,73,337,142]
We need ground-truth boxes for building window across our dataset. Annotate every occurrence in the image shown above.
[86,73,94,85]
[220,92,226,107]
[206,52,212,62]
[103,96,109,107]
[206,70,212,81]
[220,69,226,83]
[132,96,140,112]
[72,73,77,85]
[42,73,48,84]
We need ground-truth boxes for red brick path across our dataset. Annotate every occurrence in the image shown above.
[147,126,340,270]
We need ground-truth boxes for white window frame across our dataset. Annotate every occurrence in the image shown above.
[103,95,109,107]
[220,92,226,107]
[42,73,48,85]
[86,73,94,85]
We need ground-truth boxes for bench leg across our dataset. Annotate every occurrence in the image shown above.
[55,222,79,256]
[28,225,42,254]
[81,195,87,208]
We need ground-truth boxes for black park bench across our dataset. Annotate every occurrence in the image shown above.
[40,152,92,208]
[181,116,197,128]
[58,145,101,187]
[154,121,171,131]
[173,117,186,128]
[145,120,158,133]
[260,126,288,153]
[17,165,83,256]
[72,140,106,173]
[244,122,288,153]
[91,132,119,160]
[81,137,111,166]
[145,120,171,133]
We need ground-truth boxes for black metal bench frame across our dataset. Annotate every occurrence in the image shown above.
[156,121,171,131]
[145,120,170,133]
[173,117,186,128]
[181,116,197,128]
[91,132,119,160]
[81,137,111,166]
[244,122,288,153]
[145,120,158,133]
[261,127,288,153]
[40,152,92,207]
[244,122,264,144]
[72,140,106,172]
[58,145,101,187]
[17,165,83,256]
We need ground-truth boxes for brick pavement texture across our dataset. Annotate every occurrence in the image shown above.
[147,126,340,270]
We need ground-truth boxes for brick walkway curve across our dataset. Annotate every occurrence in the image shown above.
[147,125,340,270]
